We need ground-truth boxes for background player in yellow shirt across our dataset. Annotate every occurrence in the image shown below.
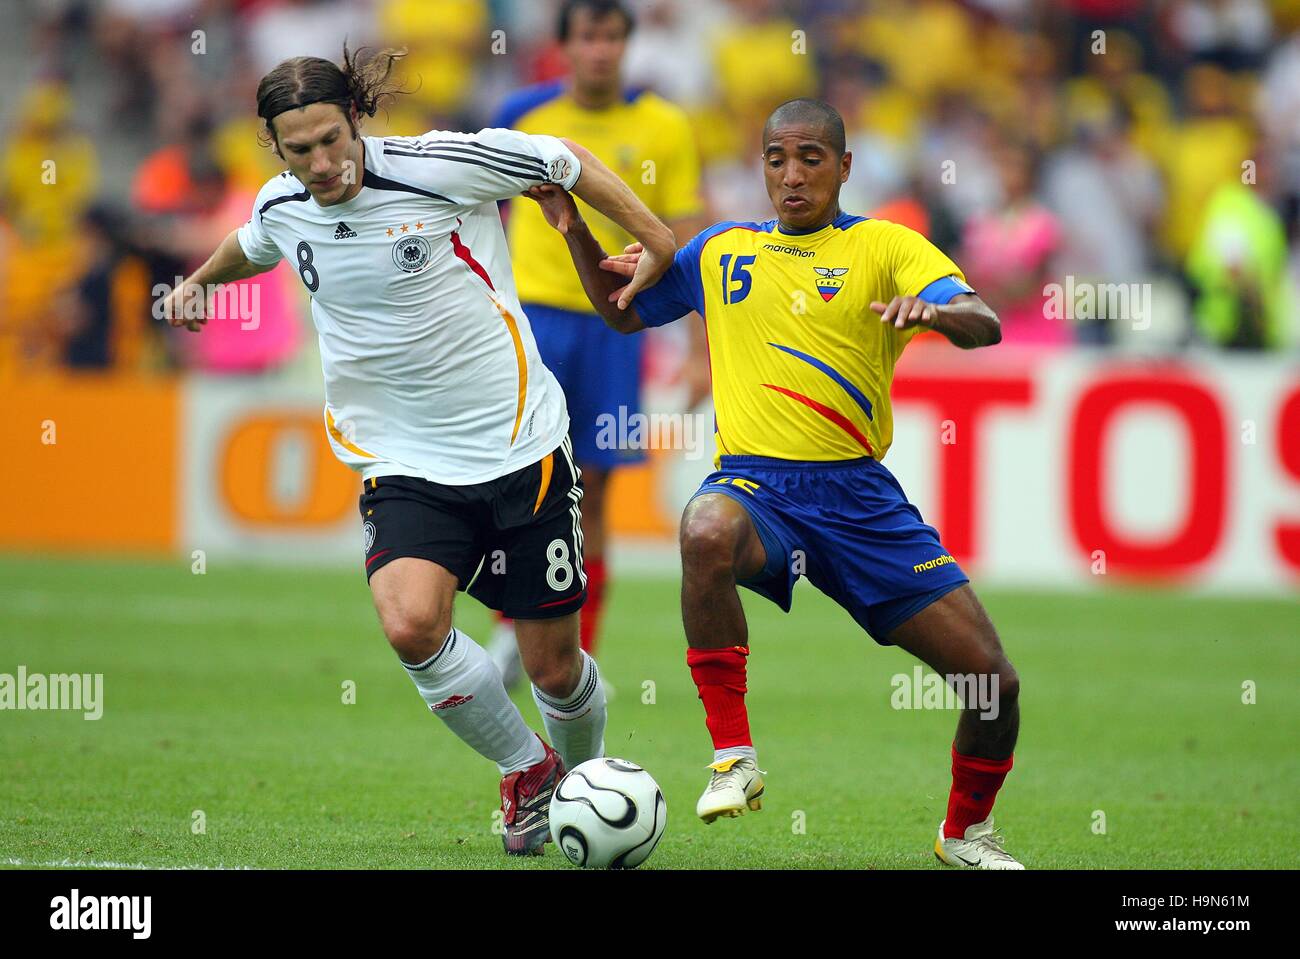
[525,98,1025,869]
[489,0,706,682]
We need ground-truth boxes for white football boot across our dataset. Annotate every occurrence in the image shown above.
[934,816,1024,870]
[696,757,765,823]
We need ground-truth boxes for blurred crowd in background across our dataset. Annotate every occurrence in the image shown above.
[3,0,1300,379]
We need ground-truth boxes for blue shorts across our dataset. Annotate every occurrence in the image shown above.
[692,455,970,645]
[526,303,645,470]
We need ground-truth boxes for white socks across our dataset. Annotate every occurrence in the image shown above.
[402,628,608,776]
[531,650,606,771]
[714,746,757,764]
[401,628,545,774]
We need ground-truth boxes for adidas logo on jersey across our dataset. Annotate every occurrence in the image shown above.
[333,222,358,239]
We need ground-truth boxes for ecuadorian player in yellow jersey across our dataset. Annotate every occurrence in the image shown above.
[524,98,1028,869]
[497,78,701,314]
[635,211,971,465]
[487,0,706,683]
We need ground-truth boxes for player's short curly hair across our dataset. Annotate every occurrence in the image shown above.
[256,42,408,154]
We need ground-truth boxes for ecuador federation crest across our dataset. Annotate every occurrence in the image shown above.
[814,267,849,301]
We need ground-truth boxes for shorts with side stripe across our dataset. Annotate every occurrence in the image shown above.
[359,437,587,620]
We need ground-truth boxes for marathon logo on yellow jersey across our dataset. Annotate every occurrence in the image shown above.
[762,243,816,258]
[913,554,957,574]
[813,267,849,301]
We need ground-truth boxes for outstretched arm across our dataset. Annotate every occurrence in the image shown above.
[561,138,676,309]
[871,292,1001,349]
[523,184,645,334]
[160,229,272,332]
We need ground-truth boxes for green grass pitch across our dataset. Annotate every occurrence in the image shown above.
[1,554,1296,869]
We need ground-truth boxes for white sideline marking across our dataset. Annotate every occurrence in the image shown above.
[1,857,243,870]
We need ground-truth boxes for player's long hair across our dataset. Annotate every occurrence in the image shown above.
[256,42,408,154]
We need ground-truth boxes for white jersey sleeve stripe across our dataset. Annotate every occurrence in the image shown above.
[381,128,581,203]
[409,133,550,160]
[387,145,545,179]
[382,147,548,183]
[384,138,547,177]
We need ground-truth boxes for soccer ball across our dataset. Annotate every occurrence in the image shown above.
[549,757,666,868]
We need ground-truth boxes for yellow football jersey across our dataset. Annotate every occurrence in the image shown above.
[494,82,703,312]
[632,214,973,465]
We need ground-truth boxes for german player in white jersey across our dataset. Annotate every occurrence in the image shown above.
[160,46,677,856]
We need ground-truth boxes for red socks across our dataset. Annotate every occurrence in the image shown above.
[579,557,607,654]
[945,744,1013,838]
[684,651,1012,831]
[686,646,752,750]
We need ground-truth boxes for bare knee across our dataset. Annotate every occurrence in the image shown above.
[379,603,452,664]
[527,646,582,699]
[680,504,748,578]
[370,559,457,663]
[969,650,1017,698]
[962,650,1017,713]
[516,614,583,698]
[952,605,1017,706]
[995,658,1019,706]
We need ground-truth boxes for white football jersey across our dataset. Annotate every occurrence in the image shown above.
[237,127,583,485]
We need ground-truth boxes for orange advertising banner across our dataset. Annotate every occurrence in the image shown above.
[0,375,178,551]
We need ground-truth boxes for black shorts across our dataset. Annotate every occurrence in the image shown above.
[359,437,587,620]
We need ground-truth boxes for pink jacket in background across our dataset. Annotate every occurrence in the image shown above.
[182,188,303,374]
[960,204,1065,347]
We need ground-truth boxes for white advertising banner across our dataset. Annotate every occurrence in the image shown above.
[179,352,1300,593]
[882,349,1300,594]
[181,377,364,564]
